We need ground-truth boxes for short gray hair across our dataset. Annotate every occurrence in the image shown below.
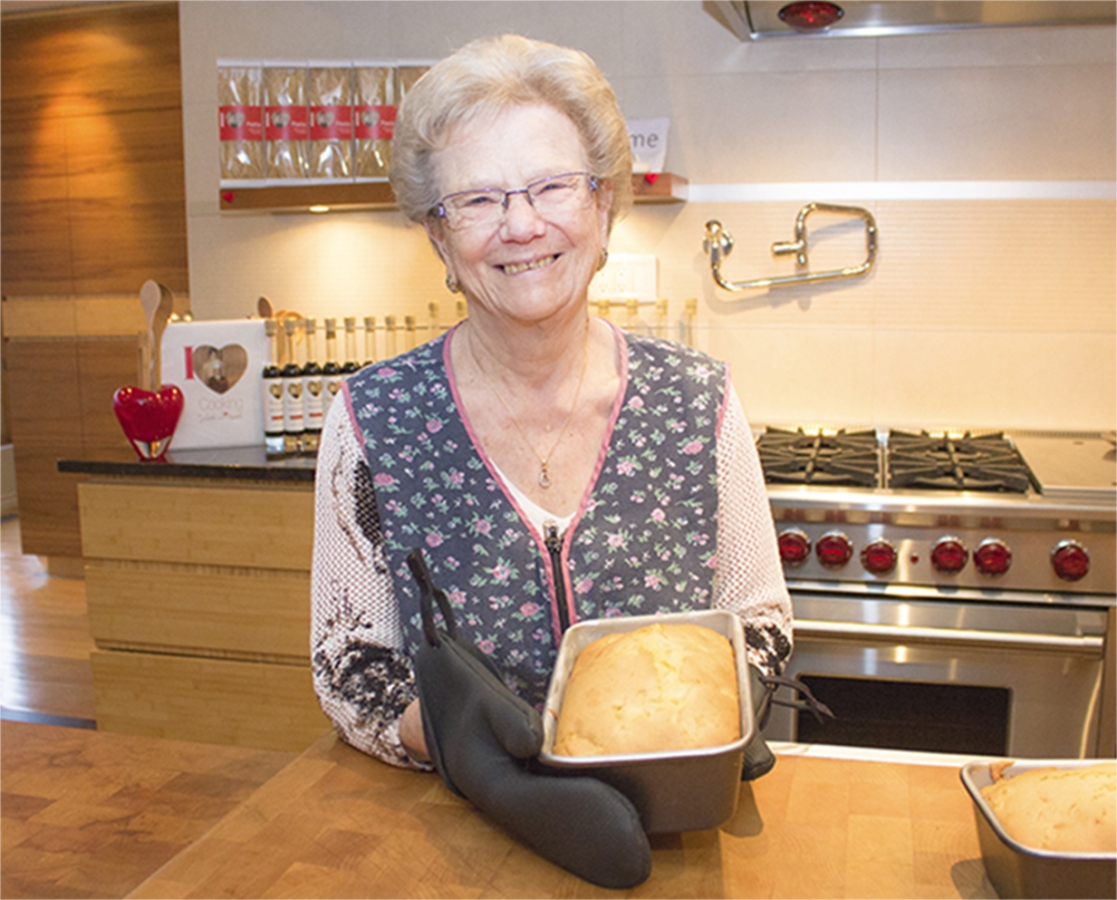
[389,34,633,230]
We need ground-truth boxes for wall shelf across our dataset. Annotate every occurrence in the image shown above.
[218,172,688,214]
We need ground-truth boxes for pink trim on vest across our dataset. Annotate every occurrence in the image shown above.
[341,376,361,441]
[442,320,632,643]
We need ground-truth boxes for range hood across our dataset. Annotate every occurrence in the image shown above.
[709,1,1116,40]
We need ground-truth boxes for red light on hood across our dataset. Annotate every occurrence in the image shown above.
[779,1,844,31]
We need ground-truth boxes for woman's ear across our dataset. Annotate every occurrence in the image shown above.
[425,217,461,292]
[424,216,450,265]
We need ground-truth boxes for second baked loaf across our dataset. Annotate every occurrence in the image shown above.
[980,762,1116,853]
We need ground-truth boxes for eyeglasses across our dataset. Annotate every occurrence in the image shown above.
[432,171,599,231]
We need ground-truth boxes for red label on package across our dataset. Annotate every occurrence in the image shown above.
[354,104,396,140]
[219,105,263,141]
[264,105,309,141]
[309,104,353,141]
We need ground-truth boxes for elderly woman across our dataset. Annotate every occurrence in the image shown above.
[311,34,791,770]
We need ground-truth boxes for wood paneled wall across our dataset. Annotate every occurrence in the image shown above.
[1,1,188,557]
[0,1,188,297]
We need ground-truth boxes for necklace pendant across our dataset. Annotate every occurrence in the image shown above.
[539,463,552,489]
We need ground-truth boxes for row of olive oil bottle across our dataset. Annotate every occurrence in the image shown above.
[261,297,695,459]
[262,314,428,458]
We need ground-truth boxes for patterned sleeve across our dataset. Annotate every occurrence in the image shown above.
[310,391,432,769]
[713,378,794,676]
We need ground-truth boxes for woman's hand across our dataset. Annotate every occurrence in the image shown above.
[400,698,430,762]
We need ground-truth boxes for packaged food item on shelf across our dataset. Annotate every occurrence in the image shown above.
[301,318,324,454]
[397,61,433,99]
[353,61,397,180]
[217,59,264,181]
[341,317,361,374]
[321,318,343,421]
[308,62,353,179]
[281,317,305,455]
[363,316,377,365]
[263,61,309,180]
[262,319,285,458]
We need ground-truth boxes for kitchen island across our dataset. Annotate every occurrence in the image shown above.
[4,717,997,899]
[58,446,326,752]
[136,734,1000,898]
[47,449,1002,897]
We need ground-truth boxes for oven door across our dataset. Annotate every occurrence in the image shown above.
[764,589,1108,758]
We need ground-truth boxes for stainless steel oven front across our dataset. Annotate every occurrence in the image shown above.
[754,428,1116,758]
[762,584,1110,759]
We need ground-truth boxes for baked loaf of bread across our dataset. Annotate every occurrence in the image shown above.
[980,762,1116,853]
[552,623,740,757]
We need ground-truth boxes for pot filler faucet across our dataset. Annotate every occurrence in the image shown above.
[703,202,878,292]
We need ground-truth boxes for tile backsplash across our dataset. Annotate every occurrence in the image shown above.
[179,1,1115,431]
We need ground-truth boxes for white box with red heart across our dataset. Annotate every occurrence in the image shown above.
[160,319,268,450]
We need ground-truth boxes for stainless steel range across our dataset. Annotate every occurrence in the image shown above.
[756,427,1116,759]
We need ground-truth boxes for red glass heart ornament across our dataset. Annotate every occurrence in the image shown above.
[112,384,184,461]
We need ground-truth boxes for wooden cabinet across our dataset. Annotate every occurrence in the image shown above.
[75,472,331,753]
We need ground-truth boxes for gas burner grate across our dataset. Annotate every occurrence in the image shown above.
[756,427,881,488]
[886,431,1039,493]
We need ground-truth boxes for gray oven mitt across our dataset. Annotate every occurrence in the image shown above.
[406,549,652,890]
[742,665,835,780]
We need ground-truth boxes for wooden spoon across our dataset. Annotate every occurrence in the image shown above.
[139,280,161,387]
[140,280,174,390]
[258,295,274,319]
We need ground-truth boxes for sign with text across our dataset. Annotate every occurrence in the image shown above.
[161,320,268,450]
[626,117,670,174]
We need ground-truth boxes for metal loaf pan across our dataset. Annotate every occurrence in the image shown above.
[960,759,1117,899]
[538,609,754,834]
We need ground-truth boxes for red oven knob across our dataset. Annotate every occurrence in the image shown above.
[816,531,853,568]
[777,529,812,566]
[860,538,897,575]
[931,537,968,574]
[973,538,1012,576]
[1051,540,1090,581]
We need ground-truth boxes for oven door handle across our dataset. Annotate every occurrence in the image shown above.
[795,619,1105,654]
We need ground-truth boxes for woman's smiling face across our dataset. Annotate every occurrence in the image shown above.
[425,103,612,328]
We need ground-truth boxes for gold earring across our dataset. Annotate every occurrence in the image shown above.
[445,274,461,294]
[597,249,609,272]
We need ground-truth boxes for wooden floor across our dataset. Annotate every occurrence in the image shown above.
[1,516,97,726]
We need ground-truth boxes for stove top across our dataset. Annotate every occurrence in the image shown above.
[755,427,1116,597]
[755,427,1111,497]
[754,428,879,488]
[886,430,1038,493]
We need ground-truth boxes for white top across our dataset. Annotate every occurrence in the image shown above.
[489,459,578,536]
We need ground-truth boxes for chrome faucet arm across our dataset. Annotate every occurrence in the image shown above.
[703,203,878,292]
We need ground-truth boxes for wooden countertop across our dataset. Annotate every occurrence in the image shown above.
[1,721,296,899]
[129,731,997,899]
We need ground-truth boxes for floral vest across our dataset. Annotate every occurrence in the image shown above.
[344,323,726,709]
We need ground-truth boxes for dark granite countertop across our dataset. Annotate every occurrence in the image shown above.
[58,445,317,483]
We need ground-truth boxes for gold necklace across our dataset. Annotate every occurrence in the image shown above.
[470,329,589,489]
